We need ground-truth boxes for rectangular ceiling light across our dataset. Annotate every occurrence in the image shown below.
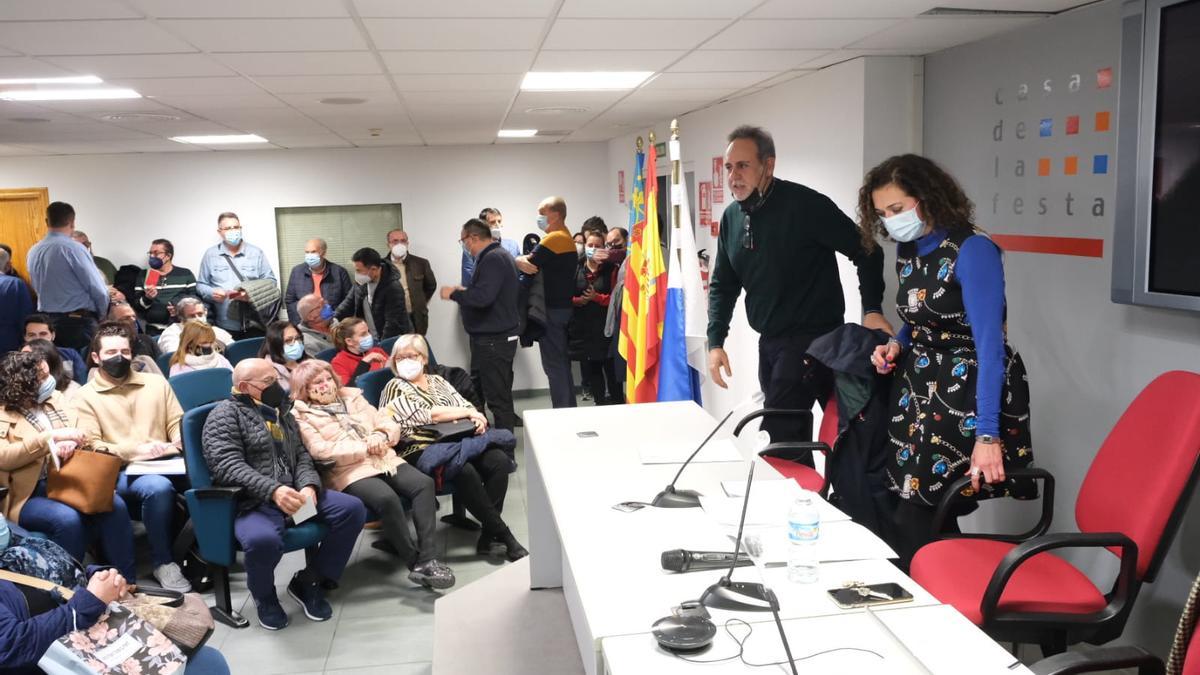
[521,71,653,91]
[170,134,269,145]
[498,129,538,138]
[0,75,103,85]
[0,87,141,101]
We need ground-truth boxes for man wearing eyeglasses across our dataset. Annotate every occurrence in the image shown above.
[196,211,277,340]
[708,125,891,451]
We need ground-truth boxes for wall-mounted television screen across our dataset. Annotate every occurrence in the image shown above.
[1112,0,1200,310]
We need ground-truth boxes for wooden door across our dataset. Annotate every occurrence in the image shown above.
[0,187,48,281]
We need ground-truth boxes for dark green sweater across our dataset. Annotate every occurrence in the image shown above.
[707,179,884,348]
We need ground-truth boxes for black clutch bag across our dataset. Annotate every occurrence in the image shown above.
[414,419,476,443]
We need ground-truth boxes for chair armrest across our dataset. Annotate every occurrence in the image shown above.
[932,467,1056,543]
[191,486,243,500]
[981,531,1139,626]
[759,441,831,461]
[1030,646,1164,675]
[733,408,813,438]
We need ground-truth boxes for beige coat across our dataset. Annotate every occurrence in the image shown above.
[0,391,73,522]
[71,369,184,463]
[291,388,403,491]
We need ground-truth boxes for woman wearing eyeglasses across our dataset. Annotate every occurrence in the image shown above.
[258,320,309,393]
[168,321,233,375]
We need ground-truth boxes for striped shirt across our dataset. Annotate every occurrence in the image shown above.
[134,265,198,326]
[381,375,473,451]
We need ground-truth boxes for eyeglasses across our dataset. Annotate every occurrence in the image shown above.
[606,243,625,250]
[743,214,754,250]
[218,225,242,232]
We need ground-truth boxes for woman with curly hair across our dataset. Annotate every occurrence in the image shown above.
[0,351,136,579]
[857,154,1035,566]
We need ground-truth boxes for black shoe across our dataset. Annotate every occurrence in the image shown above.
[287,572,332,622]
[477,530,501,556]
[409,559,456,590]
[500,530,529,562]
[255,595,289,631]
[441,513,482,531]
[513,415,524,427]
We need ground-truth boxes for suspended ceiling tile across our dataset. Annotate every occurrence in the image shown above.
[543,19,728,50]
[532,50,685,72]
[363,18,544,50]
[353,0,557,17]
[212,51,381,76]
[559,0,761,18]
[126,0,349,18]
[669,49,829,72]
[158,18,369,52]
[0,20,196,55]
[704,18,901,50]
[381,50,532,74]
[849,16,1041,50]
[42,53,234,78]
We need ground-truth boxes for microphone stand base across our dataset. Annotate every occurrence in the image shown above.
[699,580,775,613]
[651,487,702,509]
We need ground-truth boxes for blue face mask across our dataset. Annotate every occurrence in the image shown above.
[37,375,56,403]
[283,341,305,361]
[319,304,335,322]
[148,256,164,270]
[304,252,321,268]
[223,229,242,247]
[584,246,596,259]
[358,335,375,352]
[536,215,550,232]
[881,205,926,243]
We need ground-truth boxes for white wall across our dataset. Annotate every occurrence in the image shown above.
[0,142,611,390]
[604,57,921,417]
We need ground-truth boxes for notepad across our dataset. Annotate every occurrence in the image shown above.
[125,457,187,475]
[291,494,318,525]
[637,438,742,464]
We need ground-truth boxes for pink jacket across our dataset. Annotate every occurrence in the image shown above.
[290,387,404,491]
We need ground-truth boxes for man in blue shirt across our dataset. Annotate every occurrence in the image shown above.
[461,207,519,285]
[196,211,277,340]
[22,314,88,384]
[26,201,110,351]
[0,247,33,353]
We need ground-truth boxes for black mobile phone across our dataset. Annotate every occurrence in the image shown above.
[577,431,599,438]
[612,502,646,513]
[826,583,914,609]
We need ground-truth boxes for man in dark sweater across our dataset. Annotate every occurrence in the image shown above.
[202,358,366,631]
[709,125,892,447]
[516,196,579,408]
[134,238,197,334]
[442,218,520,430]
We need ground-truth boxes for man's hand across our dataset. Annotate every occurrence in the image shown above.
[515,256,538,275]
[135,441,169,458]
[272,485,305,515]
[211,289,228,302]
[108,287,125,303]
[862,312,895,336]
[708,347,732,389]
[592,249,610,263]
[439,286,462,300]
[144,286,159,299]
[299,485,318,507]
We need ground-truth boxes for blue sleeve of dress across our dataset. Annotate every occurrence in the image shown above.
[895,322,913,349]
[957,235,1006,438]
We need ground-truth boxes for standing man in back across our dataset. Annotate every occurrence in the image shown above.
[516,196,579,408]
[462,208,519,285]
[196,212,277,341]
[386,229,437,336]
[283,238,352,326]
[0,247,33,353]
[26,202,110,351]
[708,125,891,449]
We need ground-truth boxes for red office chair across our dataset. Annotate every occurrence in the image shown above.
[911,370,1200,656]
[736,402,835,496]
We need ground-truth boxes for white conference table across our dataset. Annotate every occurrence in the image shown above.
[524,401,1028,675]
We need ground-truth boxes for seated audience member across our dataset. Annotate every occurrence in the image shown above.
[335,247,412,340]
[0,246,33,353]
[169,322,233,376]
[134,238,197,334]
[202,358,366,630]
[284,238,352,325]
[108,301,161,360]
[259,320,308,393]
[157,296,235,353]
[379,334,526,561]
[71,321,191,592]
[20,339,81,400]
[0,351,136,580]
[0,569,231,674]
[296,293,336,356]
[331,317,387,386]
[290,360,454,589]
[23,314,87,384]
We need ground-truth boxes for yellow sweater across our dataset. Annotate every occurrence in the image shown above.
[71,370,184,463]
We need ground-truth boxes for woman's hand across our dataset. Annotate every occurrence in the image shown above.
[53,441,77,464]
[366,432,389,456]
[363,351,387,365]
[870,341,901,375]
[470,412,488,435]
[86,569,128,605]
[51,428,85,445]
[969,440,1005,492]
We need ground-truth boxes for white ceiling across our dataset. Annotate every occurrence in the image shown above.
[0,0,1089,156]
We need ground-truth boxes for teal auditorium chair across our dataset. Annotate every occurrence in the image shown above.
[182,403,329,629]
[315,347,337,363]
[355,368,394,408]
[169,369,233,411]
[157,351,174,374]
[223,337,265,366]
[379,335,398,356]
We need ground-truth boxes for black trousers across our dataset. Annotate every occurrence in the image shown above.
[342,464,438,566]
[890,499,963,572]
[452,448,512,535]
[582,358,619,405]
[469,334,517,431]
[48,312,98,352]
[757,333,831,464]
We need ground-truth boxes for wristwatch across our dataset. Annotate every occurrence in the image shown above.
[977,434,999,445]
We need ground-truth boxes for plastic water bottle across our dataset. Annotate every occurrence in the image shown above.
[786,492,820,583]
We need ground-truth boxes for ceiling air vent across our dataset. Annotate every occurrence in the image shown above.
[100,113,182,122]
[921,6,1059,17]
[524,106,588,115]
[535,130,570,136]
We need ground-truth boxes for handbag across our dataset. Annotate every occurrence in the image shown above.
[414,419,475,444]
[46,445,122,514]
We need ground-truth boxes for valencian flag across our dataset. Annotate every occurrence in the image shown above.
[618,141,667,403]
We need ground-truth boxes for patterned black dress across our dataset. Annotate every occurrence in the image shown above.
[885,230,1035,507]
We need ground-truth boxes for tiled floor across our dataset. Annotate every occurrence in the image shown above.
[196,394,549,674]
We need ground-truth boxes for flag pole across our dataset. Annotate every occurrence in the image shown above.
[670,118,682,268]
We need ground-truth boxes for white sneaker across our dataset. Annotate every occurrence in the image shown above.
[153,563,192,593]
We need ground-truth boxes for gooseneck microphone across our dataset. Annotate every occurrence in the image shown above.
[660,549,753,573]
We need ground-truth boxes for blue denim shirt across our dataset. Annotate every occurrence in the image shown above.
[195,241,277,332]
[26,231,109,316]
[461,237,519,286]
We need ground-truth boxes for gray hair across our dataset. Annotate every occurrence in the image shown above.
[386,333,429,375]
[106,301,133,320]
[727,125,776,163]
[176,296,205,313]
[0,247,8,271]
[296,293,323,321]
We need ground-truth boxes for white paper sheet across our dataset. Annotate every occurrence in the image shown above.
[637,438,742,464]
[704,481,850,527]
[291,494,318,524]
[124,456,187,475]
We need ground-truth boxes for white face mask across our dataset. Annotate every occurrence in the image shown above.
[490,227,502,240]
[881,205,926,243]
[536,215,549,232]
[188,313,208,325]
[185,352,218,367]
[575,242,584,257]
[354,272,371,285]
[390,243,408,259]
[396,357,423,381]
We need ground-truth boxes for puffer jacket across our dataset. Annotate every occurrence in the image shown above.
[291,387,404,491]
[201,394,321,511]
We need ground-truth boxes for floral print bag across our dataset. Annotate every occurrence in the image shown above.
[39,600,187,675]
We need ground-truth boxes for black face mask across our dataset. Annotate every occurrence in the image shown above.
[738,176,776,214]
[258,381,286,409]
[100,355,132,380]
